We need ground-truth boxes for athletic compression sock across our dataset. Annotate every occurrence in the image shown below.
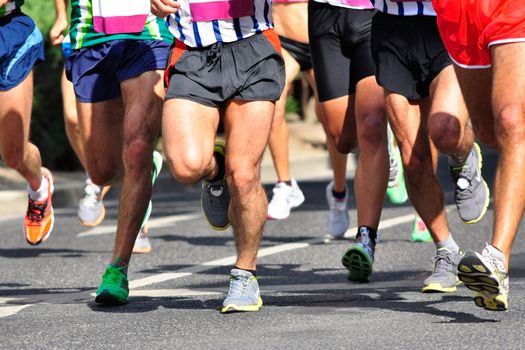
[436,233,459,253]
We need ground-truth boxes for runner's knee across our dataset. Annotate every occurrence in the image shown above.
[357,112,387,150]
[428,112,462,151]
[166,151,209,185]
[495,103,525,146]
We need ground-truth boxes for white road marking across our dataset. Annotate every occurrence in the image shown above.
[0,206,456,318]
[77,213,201,237]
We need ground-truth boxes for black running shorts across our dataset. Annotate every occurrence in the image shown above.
[165,30,285,108]
[279,36,313,71]
[371,11,452,100]
[308,1,376,102]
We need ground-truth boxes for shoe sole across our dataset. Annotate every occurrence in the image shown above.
[421,279,459,293]
[457,252,508,311]
[95,290,128,306]
[133,245,152,254]
[221,297,263,314]
[25,168,55,246]
[462,143,490,225]
[341,245,372,282]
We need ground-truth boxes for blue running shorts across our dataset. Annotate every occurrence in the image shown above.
[65,39,170,103]
[0,11,45,91]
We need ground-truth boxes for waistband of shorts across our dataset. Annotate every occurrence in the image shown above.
[375,10,436,22]
[0,8,23,22]
[183,30,272,51]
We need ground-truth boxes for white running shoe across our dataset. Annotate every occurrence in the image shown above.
[325,181,349,238]
[78,175,109,227]
[133,226,152,254]
[267,179,305,220]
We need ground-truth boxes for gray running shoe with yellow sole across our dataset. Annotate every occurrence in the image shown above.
[422,247,462,293]
[202,141,230,230]
[458,244,509,311]
[449,143,490,224]
[221,268,263,313]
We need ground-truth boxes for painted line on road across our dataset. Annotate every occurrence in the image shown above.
[0,206,453,318]
[129,209,428,289]
[77,213,201,237]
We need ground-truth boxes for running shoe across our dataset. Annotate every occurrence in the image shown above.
[458,244,509,311]
[411,214,432,242]
[133,226,152,254]
[342,226,376,282]
[24,168,54,245]
[326,181,349,238]
[202,141,230,230]
[221,268,263,313]
[95,263,129,305]
[267,179,305,220]
[422,247,462,293]
[140,150,163,228]
[449,143,490,224]
[78,175,110,227]
[386,146,409,205]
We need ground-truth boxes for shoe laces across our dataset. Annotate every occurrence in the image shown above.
[482,245,507,275]
[81,182,102,207]
[388,156,398,183]
[103,265,126,284]
[431,250,455,277]
[227,274,250,297]
[27,198,47,223]
[271,183,292,202]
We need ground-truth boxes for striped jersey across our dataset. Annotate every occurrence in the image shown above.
[69,0,172,49]
[312,0,373,10]
[0,0,24,17]
[371,0,435,16]
[166,0,273,48]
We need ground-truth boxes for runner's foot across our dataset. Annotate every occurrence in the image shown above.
[326,181,349,238]
[24,167,54,245]
[221,268,263,313]
[267,179,305,220]
[458,244,509,311]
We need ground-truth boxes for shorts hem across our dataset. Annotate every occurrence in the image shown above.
[449,54,491,70]
[164,95,218,108]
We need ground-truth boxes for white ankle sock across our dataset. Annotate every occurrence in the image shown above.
[28,174,49,202]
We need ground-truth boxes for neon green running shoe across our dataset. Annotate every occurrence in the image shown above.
[386,125,408,205]
[95,264,129,305]
[411,214,432,242]
[341,227,376,282]
[140,151,163,228]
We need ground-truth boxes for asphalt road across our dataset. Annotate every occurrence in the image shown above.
[1,149,524,350]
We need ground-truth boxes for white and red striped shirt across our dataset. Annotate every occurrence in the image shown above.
[166,0,273,48]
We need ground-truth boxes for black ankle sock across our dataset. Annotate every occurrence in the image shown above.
[332,188,346,200]
[211,152,225,182]
[234,266,257,277]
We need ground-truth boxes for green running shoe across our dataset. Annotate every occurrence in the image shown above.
[386,125,408,205]
[411,214,432,242]
[140,151,163,228]
[95,264,129,305]
[342,227,376,282]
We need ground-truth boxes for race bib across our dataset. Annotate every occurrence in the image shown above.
[340,0,373,9]
[92,0,150,35]
[189,0,254,22]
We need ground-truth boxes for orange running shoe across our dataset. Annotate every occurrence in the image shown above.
[24,167,55,245]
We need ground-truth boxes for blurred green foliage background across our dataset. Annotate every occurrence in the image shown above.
[25,1,80,170]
